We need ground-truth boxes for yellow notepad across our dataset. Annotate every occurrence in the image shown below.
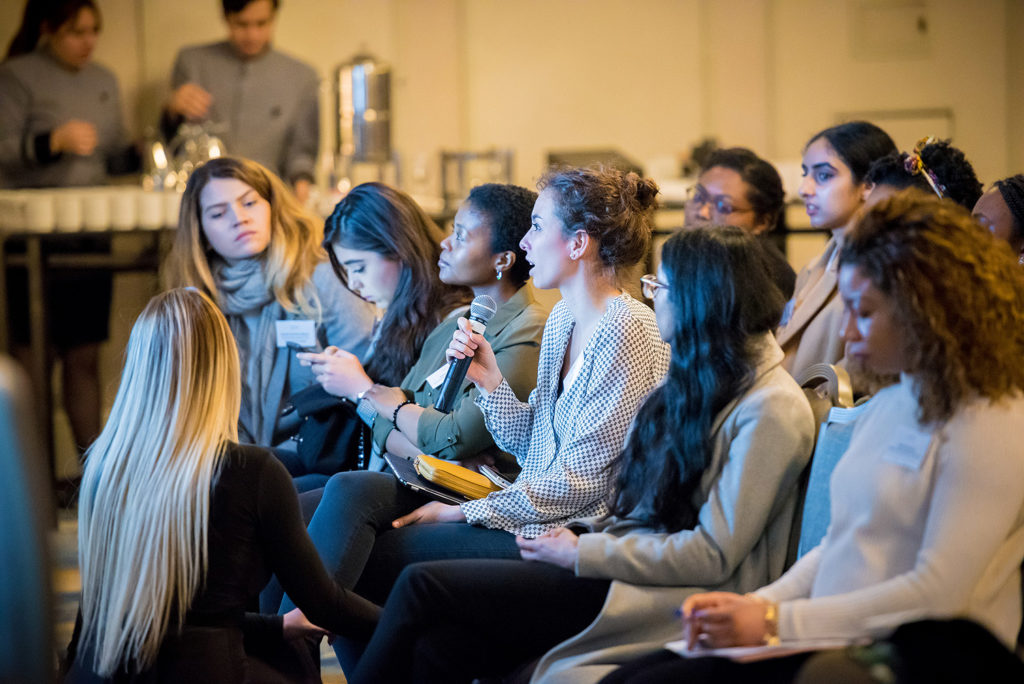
[414,454,504,500]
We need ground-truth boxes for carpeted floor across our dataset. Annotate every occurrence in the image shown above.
[53,509,346,683]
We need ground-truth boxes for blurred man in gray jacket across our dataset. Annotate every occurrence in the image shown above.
[161,0,319,201]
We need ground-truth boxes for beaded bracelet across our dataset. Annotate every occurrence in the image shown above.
[392,399,415,430]
[745,594,780,646]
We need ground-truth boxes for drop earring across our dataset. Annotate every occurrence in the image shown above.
[496,269,503,280]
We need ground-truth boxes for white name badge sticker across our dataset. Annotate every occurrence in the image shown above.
[427,363,450,389]
[275,320,317,349]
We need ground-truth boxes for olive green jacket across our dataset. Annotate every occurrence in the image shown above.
[371,286,548,470]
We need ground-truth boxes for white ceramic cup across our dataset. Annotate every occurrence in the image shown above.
[54,191,83,231]
[110,188,138,230]
[137,191,164,230]
[0,191,24,231]
[82,189,112,230]
[163,189,183,228]
[24,192,55,231]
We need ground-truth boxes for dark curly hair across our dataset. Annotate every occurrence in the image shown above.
[610,226,785,532]
[864,139,983,209]
[701,147,787,234]
[538,166,658,275]
[840,189,1024,425]
[465,184,537,287]
[806,121,897,184]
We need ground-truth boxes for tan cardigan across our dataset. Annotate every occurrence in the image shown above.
[777,238,846,379]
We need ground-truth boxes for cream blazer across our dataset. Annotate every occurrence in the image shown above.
[530,336,815,684]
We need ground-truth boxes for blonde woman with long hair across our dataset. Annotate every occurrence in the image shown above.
[64,289,380,682]
[165,156,377,448]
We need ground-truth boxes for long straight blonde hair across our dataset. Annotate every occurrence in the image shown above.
[165,156,325,318]
[77,289,241,676]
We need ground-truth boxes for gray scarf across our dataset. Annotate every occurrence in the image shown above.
[213,258,280,445]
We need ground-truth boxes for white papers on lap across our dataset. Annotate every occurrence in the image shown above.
[664,638,860,663]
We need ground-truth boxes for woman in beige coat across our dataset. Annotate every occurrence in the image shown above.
[776,121,896,379]
[346,226,816,684]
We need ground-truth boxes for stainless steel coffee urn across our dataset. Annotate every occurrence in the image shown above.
[333,53,397,189]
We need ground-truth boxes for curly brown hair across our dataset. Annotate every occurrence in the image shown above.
[840,189,1024,424]
[538,166,658,273]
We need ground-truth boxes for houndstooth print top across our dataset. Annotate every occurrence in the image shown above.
[464,293,670,537]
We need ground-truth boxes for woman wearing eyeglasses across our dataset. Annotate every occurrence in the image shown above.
[345,226,816,684]
[684,147,795,299]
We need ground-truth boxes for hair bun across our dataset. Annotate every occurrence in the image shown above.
[622,173,660,212]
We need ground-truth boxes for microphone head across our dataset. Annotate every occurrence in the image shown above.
[469,295,497,323]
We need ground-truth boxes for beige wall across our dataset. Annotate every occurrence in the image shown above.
[1,0,1020,473]
[2,0,1018,188]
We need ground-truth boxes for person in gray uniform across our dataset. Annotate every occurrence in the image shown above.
[0,0,136,187]
[161,0,320,203]
[0,0,138,481]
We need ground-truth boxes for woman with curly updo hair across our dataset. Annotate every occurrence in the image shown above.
[601,189,1024,684]
[864,137,983,209]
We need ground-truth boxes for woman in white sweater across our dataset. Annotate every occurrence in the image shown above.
[602,189,1024,683]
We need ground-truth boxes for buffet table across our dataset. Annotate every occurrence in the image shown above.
[0,187,180,477]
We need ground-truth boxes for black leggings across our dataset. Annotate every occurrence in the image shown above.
[349,558,612,684]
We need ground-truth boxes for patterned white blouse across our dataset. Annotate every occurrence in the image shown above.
[463,294,670,537]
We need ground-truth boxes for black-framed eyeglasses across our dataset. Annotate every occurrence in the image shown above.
[641,274,669,299]
[685,184,753,217]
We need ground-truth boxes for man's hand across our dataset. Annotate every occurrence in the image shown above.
[50,120,98,156]
[168,82,213,121]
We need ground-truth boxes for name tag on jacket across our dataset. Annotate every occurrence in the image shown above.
[276,320,316,349]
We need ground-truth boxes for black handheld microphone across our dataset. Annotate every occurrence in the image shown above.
[433,295,497,413]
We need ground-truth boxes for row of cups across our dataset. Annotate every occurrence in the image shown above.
[0,187,185,233]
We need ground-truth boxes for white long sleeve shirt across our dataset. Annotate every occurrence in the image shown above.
[757,377,1024,647]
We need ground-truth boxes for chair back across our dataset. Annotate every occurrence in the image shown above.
[0,356,55,683]
[784,364,868,567]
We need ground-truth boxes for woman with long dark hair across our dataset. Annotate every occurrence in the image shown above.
[262,182,549,630]
[345,226,816,684]
[295,181,472,396]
